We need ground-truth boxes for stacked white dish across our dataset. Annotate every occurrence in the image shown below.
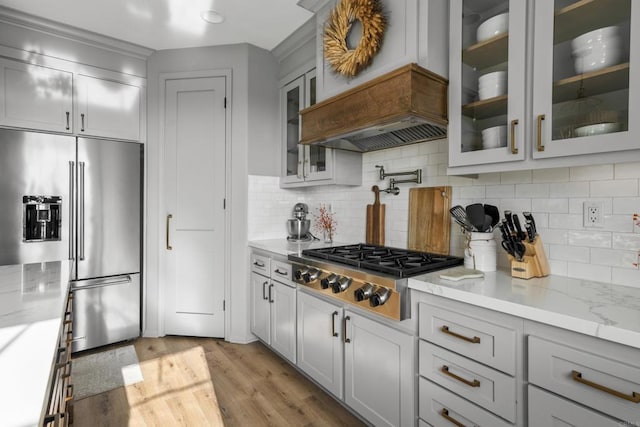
[574,122,621,137]
[572,26,622,74]
[478,71,507,100]
[476,12,509,43]
[481,125,507,149]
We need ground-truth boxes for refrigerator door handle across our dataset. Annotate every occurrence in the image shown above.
[79,161,85,260]
[72,275,132,290]
[69,161,75,261]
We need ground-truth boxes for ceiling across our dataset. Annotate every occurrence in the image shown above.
[0,0,314,51]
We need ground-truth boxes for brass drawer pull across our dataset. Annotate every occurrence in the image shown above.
[572,370,640,403]
[441,325,480,344]
[441,365,480,388]
[440,408,465,427]
[510,119,519,154]
[166,214,173,250]
[537,114,545,151]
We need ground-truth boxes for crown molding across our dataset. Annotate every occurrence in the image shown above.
[271,16,315,62]
[0,6,154,60]
[296,0,331,13]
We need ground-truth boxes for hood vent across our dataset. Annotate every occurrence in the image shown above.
[300,63,448,152]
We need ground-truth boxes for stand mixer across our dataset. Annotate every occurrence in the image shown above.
[287,203,317,241]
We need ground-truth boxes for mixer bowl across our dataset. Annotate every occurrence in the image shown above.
[287,219,311,239]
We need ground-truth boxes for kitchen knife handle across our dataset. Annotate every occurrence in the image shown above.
[166,214,173,250]
[331,311,339,337]
[68,161,75,261]
[510,119,519,154]
[79,162,85,261]
[513,214,525,241]
[537,114,545,151]
[343,315,351,343]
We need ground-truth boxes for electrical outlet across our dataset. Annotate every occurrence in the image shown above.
[583,201,604,228]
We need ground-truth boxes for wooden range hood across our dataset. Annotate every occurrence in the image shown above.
[300,63,448,152]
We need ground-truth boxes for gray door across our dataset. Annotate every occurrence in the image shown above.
[76,138,141,279]
[0,129,75,266]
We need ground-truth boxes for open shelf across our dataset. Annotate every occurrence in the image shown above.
[461,95,508,120]
[462,33,508,70]
[554,0,630,44]
[553,62,629,103]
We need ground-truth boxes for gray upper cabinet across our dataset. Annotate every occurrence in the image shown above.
[0,59,73,133]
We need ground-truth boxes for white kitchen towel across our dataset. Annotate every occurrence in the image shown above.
[73,345,143,400]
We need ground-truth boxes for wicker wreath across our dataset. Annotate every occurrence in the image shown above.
[323,0,386,77]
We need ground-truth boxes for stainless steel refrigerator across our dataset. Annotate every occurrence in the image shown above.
[0,128,142,352]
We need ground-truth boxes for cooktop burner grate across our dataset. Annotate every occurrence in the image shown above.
[302,243,463,278]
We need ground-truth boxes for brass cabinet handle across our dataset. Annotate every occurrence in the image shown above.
[510,119,519,154]
[65,111,70,130]
[572,370,640,403]
[440,408,465,427]
[262,281,268,300]
[331,311,338,337]
[166,214,173,250]
[537,114,546,151]
[343,315,351,343]
[441,365,480,387]
[268,284,274,303]
[441,325,481,344]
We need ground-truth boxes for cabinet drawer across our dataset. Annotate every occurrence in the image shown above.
[418,419,433,427]
[528,385,622,427]
[419,377,512,427]
[419,302,517,375]
[529,335,640,423]
[419,340,516,422]
[271,260,293,286]
[250,253,270,275]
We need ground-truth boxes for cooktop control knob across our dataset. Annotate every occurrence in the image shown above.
[332,276,352,293]
[320,273,338,289]
[370,287,391,307]
[303,268,320,283]
[294,267,309,281]
[354,283,375,301]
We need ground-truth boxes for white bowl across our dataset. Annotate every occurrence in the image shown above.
[476,12,509,43]
[481,125,507,149]
[574,122,621,137]
[571,26,619,51]
[573,45,622,73]
[478,71,507,100]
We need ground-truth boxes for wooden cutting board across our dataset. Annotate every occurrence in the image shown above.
[407,186,452,255]
[366,185,385,245]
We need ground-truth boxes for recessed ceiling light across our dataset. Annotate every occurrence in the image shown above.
[201,10,225,24]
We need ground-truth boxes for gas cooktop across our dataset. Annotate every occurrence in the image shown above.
[301,243,463,278]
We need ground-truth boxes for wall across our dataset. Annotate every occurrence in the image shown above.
[248,140,640,289]
[146,44,278,343]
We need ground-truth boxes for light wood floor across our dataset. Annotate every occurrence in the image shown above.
[73,336,366,426]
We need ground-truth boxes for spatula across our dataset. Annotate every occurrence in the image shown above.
[466,203,486,232]
[483,204,500,229]
[449,205,474,231]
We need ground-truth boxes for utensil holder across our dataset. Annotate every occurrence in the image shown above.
[508,236,550,279]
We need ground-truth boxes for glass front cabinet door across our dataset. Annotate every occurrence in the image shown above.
[532,0,637,159]
[449,0,527,167]
[281,69,333,186]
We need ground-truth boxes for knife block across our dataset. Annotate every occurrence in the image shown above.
[508,236,550,279]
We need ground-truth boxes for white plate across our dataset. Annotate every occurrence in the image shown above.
[575,122,621,137]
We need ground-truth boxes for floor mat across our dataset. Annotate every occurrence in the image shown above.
[73,344,143,400]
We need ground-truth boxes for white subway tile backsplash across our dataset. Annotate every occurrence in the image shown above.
[498,199,532,213]
[486,185,515,199]
[590,248,638,269]
[612,197,640,214]
[614,162,640,179]
[549,181,590,198]
[549,244,590,263]
[611,267,640,288]
[531,198,568,213]
[590,179,638,197]
[569,164,614,181]
[548,260,568,276]
[567,231,611,248]
[532,168,569,183]
[568,197,612,214]
[549,213,583,230]
[459,186,486,199]
[515,183,550,198]
[602,215,635,233]
[612,233,640,250]
[475,173,501,185]
[501,170,532,184]
[537,227,567,245]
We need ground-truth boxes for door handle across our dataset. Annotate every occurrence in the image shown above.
[440,325,481,344]
[274,268,288,277]
[166,214,173,250]
[537,114,545,151]
[331,311,338,337]
[440,408,465,427]
[79,162,85,260]
[268,284,274,303]
[81,113,85,132]
[572,370,640,403]
[441,365,480,387]
[68,161,75,261]
[262,281,268,300]
[510,119,519,154]
[65,112,70,130]
[343,315,351,343]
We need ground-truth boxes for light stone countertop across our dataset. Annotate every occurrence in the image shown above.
[409,268,640,350]
[249,238,350,257]
[0,261,73,427]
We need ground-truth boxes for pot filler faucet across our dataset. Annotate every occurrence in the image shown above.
[375,165,422,195]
